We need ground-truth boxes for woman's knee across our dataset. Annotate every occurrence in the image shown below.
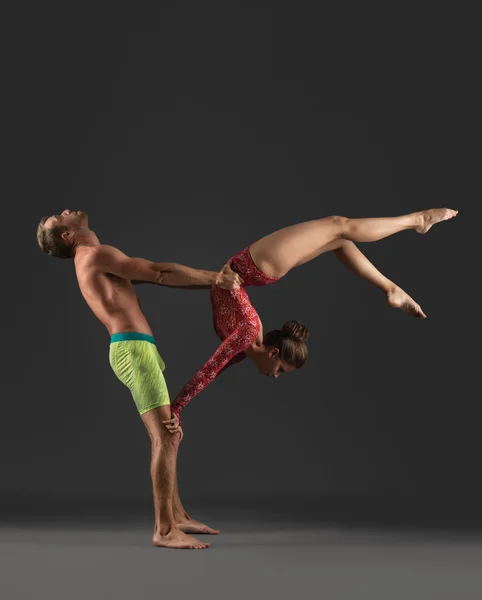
[327,215,349,237]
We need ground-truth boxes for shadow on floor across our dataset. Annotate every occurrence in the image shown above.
[3,493,482,539]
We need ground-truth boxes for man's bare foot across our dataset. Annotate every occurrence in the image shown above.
[387,287,427,319]
[152,528,210,549]
[415,208,458,234]
[177,518,220,535]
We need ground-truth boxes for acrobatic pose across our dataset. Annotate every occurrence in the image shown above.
[166,208,458,436]
[36,209,243,549]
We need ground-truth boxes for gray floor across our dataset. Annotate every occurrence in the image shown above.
[2,519,482,600]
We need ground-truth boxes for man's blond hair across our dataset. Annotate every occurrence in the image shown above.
[36,216,74,259]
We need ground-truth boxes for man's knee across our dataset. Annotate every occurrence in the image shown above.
[151,429,180,452]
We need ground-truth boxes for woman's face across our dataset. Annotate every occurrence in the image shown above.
[257,347,296,379]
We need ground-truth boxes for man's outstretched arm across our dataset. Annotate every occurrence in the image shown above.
[88,245,242,289]
[131,281,212,289]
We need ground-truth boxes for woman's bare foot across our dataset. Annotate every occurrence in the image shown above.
[178,518,220,535]
[387,287,427,319]
[152,528,210,549]
[415,208,458,234]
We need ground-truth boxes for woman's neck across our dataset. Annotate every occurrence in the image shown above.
[245,342,265,368]
[245,315,265,366]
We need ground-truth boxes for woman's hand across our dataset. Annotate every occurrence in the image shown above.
[163,414,183,441]
[215,262,244,290]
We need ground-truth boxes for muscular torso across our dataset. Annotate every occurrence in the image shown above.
[74,247,152,336]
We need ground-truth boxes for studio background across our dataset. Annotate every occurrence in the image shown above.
[1,2,479,524]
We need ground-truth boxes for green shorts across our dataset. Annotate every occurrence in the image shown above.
[109,332,170,414]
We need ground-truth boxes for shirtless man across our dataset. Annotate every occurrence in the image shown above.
[36,209,242,549]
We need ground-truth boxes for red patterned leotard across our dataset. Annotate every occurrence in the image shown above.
[171,246,279,423]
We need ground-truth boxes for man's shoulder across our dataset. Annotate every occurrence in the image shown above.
[78,244,119,262]
[75,244,119,273]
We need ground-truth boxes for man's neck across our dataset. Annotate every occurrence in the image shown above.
[73,231,101,254]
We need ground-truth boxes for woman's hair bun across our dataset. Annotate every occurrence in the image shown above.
[281,320,309,343]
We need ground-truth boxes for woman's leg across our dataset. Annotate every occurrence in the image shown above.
[250,208,457,278]
[331,239,426,318]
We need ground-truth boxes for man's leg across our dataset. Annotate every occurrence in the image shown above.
[172,467,220,535]
[141,406,210,549]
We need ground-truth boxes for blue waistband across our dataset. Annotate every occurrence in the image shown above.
[110,332,155,344]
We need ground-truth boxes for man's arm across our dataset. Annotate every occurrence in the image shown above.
[89,245,241,289]
[131,281,212,290]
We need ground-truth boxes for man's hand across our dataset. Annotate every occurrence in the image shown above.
[215,262,244,290]
[163,414,183,441]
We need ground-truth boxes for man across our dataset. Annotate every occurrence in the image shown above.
[36,209,241,550]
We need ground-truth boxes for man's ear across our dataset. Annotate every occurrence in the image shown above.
[61,231,71,242]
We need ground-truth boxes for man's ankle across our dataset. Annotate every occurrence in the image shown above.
[173,510,189,522]
[154,522,176,537]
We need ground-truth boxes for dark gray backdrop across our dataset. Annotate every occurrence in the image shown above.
[1,3,479,522]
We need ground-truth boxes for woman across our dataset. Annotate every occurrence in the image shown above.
[166,208,457,434]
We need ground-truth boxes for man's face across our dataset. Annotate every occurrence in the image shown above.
[44,209,89,232]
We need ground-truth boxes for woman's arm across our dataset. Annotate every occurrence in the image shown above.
[169,321,259,426]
